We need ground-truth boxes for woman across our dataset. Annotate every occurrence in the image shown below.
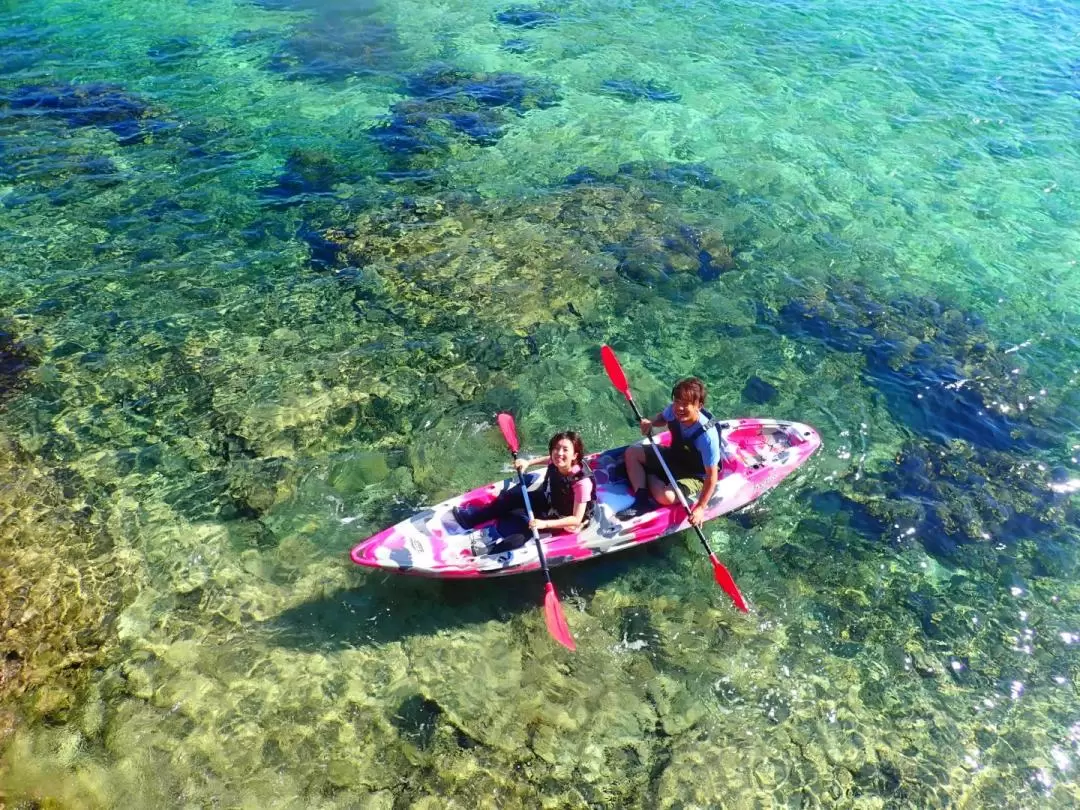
[453,431,595,556]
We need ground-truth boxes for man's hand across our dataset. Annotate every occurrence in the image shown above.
[638,418,653,436]
[688,505,706,526]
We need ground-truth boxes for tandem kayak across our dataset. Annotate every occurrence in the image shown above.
[350,418,821,578]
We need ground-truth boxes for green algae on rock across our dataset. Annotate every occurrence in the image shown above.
[0,440,136,730]
[323,183,735,331]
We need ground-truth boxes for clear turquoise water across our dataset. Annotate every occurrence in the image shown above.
[1,0,1078,806]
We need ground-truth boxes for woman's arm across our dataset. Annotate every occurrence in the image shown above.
[533,497,588,532]
[514,455,547,473]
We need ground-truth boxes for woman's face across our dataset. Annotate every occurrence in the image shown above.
[549,438,578,471]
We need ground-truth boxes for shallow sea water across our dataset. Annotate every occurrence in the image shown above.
[0,0,1078,807]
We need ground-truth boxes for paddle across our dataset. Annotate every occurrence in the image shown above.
[496,412,577,651]
[600,345,749,612]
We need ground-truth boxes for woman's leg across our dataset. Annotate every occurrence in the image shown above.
[458,482,556,529]
[487,513,532,554]
[474,491,556,555]
[456,486,525,528]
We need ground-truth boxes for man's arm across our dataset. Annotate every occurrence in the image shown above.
[639,406,670,435]
[689,465,718,525]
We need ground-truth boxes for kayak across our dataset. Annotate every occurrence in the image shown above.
[350,418,821,578]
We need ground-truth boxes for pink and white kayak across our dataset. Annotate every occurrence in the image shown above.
[350,418,821,578]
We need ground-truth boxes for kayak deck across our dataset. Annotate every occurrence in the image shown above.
[350,418,820,578]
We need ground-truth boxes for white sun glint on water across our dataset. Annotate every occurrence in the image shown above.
[1049,479,1080,494]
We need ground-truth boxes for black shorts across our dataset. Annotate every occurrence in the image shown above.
[642,446,704,497]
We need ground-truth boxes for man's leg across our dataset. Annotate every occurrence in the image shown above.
[622,444,647,492]
[650,475,701,509]
[617,445,661,520]
[648,474,678,506]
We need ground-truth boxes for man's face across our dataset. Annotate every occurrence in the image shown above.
[672,396,702,425]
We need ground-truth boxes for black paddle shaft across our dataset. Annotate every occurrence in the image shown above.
[511,451,556,585]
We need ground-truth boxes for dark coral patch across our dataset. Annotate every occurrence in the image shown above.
[391,694,442,749]
[0,330,37,406]
[603,222,734,286]
[494,6,559,28]
[46,156,126,207]
[438,110,504,145]
[565,160,728,192]
[0,24,48,74]
[763,284,1057,452]
[262,150,342,205]
[600,78,681,103]
[403,64,559,112]
[368,106,451,157]
[146,36,205,67]
[562,161,741,285]
[299,223,342,269]
[249,0,380,11]
[742,375,778,405]
[501,38,533,54]
[230,28,280,48]
[860,442,1074,562]
[369,65,560,177]
[807,490,887,541]
[0,144,125,209]
[1,83,171,146]
[268,19,404,83]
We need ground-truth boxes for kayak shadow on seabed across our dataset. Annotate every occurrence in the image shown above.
[265,541,682,649]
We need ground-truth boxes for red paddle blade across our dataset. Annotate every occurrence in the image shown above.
[496,412,520,454]
[543,582,576,650]
[710,555,749,613]
[600,345,630,398]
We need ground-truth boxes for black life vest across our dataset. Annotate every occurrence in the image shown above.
[541,462,596,523]
[666,409,724,478]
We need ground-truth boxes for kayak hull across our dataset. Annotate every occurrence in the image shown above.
[350,418,821,578]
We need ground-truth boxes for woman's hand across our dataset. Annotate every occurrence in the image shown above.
[513,457,530,474]
[528,517,547,531]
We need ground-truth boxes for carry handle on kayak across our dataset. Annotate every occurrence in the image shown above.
[497,413,577,651]
[600,345,749,612]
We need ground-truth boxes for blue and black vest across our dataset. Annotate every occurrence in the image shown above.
[666,409,723,478]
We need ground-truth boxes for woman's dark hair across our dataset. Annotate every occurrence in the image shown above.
[549,431,585,461]
[671,377,706,406]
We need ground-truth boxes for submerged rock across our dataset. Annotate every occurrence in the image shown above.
[268,19,405,83]
[603,223,734,285]
[323,183,736,333]
[0,441,132,715]
[494,6,559,28]
[741,374,778,404]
